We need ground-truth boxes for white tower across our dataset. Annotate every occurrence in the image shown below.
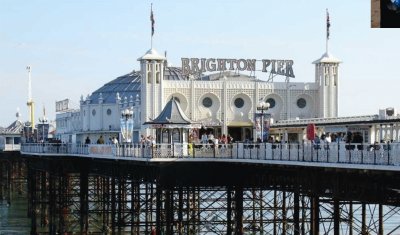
[138,48,166,135]
[26,65,35,128]
[313,9,341,118]
[313,52,341,118]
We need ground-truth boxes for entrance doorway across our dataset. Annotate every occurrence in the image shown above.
[228,126,253,142]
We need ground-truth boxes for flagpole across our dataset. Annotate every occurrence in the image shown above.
[326,9,329,54]
[151,3,154,49]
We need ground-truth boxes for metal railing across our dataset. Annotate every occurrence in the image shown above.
[19,142,400,168]
[273,115,379,126]
[0,144,21,152]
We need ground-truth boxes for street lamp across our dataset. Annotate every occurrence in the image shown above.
[38,116,48,152]
[257,101,270,142]
[38,116,48,142]
[120,108,134,156]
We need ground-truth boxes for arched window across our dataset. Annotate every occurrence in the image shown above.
[202,97,213,108]
[234,98,244,108]
[172,128,180,143]
[147,72,152,83]
[162,129,169,143]
[266,98,276,108]
[297,98,307,108]
[156,72,160,84]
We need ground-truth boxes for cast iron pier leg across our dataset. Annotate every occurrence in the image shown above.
[80,169,89,234]
[227,187,232,235]
[310,196,319,235]
[334,199,339,235]
[362,203,367,235]
[234,186,243,235]
[379,204,384,235]
[30,167,38,235]
[294,191,300,235]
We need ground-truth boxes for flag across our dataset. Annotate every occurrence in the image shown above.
[150,4,155,37]
[326,9,330,40]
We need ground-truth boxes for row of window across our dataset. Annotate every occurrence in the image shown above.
[85,97,307,117]
[85,108,113,117]
[201,97,307,109]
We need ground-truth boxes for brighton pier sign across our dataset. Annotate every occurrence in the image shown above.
[181,58,295,78]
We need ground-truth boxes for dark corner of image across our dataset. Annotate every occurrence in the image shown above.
[374,0,400,28]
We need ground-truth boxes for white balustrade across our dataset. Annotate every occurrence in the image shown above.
[19,142,400,170]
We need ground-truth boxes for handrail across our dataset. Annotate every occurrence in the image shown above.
[273,115,379,126]
[19,142,400,169]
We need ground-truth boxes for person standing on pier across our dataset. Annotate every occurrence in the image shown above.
[97,135,105,144]
[85,136,91,145]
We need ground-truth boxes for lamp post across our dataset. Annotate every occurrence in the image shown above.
[257,101,270,142]
[38,116,48,152]
[120,108,133,156]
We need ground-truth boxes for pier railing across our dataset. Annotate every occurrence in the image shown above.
[0,144,21,152]
[20,142,400,167]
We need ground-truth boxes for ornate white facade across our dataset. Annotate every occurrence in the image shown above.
[55,47,341,144]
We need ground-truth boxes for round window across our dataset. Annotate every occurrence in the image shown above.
[107,109,112,115]
[234,98,244,108]
[202,97,213,108]
[297,98,307,108]
[92,109,96,116]
[266,98,276,108]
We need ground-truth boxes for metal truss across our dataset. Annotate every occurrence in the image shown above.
[1,157,399,235]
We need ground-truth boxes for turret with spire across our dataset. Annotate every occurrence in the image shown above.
[138,4,167,136]
[313,9,341,118]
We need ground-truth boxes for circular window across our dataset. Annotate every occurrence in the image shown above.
[234,98,244,108]
[107,109,112,115]
[266,98,276,108]
[297,98,307,108]
[202,97,213,108]
[92,109,96,116]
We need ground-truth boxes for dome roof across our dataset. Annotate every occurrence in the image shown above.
[164,67,187,81]
[312,52,341,64]
[137,48,166,61]
[90,71,141,104]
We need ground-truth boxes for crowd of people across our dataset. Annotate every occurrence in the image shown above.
[84,135,119,146]
[198,132,234,148]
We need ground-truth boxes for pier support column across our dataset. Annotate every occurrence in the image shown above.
[227,187,232,235]
[156,186,162,235]
[40,171,47,228]
[361,203,367,235]
[293,191,300,235]
[310,196,319,235]
[234,186,243,235]
[117,175,122,234]
[80,170,89,234]
[333,199,339,235]
[178,187,183,235]
[48,172,57,234]
[349,201,353,235]
[111,176,116,234]
[379,204,384,235]
[29,167,38,235]
[58,174,68,235]
[273,190,277,235]
[165,189,173,234]
[282,191,287,234]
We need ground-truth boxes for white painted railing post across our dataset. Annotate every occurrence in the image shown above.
[339,142,346,163]
[237,143,243,159]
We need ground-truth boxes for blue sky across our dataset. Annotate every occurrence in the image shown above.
[1,0,399,126]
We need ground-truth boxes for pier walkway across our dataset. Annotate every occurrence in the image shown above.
[20,142,400,172]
